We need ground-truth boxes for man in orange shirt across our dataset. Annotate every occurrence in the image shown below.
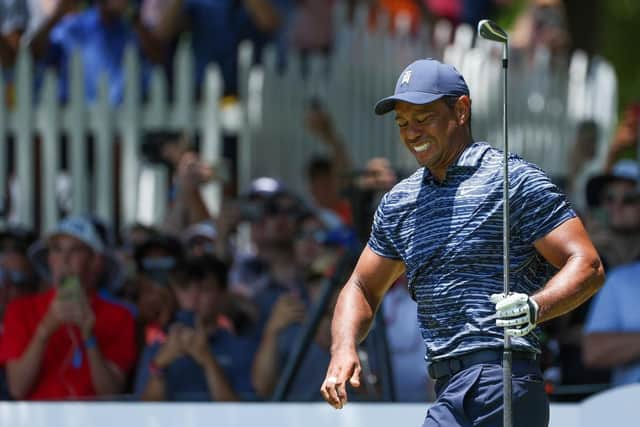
[0,216,137,400]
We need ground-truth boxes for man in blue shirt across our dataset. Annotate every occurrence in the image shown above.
[583,261,640,386]
[320,59,605,426]
[153,0,291,96]
[28,0,164,104]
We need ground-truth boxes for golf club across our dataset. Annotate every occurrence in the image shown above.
[477,18,512,427]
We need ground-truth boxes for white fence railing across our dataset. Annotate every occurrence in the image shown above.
[1,3,618,231]
[238,3,618,196]
[2,384,640,427]
[0,37,226,232]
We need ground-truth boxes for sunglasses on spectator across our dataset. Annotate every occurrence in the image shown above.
[0,268,30,286]
[605,191,640,206]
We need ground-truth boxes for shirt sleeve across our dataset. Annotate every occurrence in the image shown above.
[133,344,160,399]
[367,192,402,260]
[509,159,576,244]
[584,269,623,333]
[0,299,31,363]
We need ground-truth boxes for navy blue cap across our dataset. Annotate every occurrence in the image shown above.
[374,58,470,115]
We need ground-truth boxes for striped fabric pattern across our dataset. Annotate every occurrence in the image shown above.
[368,142,575,361]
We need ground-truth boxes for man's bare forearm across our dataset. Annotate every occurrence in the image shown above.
[251,331,280,398]
[202,355,238,401]
[583,332,640,368]
[330,279,378,353]
[87,346,125,396]
[243,0,281,33]
[533,254,604,324]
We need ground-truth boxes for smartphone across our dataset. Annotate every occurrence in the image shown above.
[59,276,82,301]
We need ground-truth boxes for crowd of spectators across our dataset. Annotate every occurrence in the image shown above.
[0,0,638,404]
[0,99,436,401]
[0,0,522,104]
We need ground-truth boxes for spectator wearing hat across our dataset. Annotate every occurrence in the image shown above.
[183,221,217,258]
[585,160,640,269]
[228,180,302,300]
[0,216,137,400]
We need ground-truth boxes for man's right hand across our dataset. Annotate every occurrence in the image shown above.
[39,292,88,338]
[154,325,185,368]
[263,293,306,337]
[320,346,362,409]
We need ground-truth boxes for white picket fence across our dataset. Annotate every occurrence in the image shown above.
[238,2,618,196]
[0,37,227,232]
[0,2,618,232]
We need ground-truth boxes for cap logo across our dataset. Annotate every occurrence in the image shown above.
[400,70,412,86]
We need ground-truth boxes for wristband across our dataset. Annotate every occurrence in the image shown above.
[84,335,98,350]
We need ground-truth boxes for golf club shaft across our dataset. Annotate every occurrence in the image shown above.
[501,41,513,427]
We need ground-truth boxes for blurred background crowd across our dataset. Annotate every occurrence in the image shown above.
[0,0,639,404]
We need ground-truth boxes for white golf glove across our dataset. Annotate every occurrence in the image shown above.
[490,292,539,337]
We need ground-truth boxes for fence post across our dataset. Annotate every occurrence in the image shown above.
[200,63,223,217]
[237,41,254,192]
[14,45,34,228]
[67,49,88,215]
[39,70,61,232]
[173,35,195,132]
[92,72,114,223]
[120,44,142,227]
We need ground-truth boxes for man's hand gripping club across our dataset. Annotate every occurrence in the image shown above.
[490,292,540,337]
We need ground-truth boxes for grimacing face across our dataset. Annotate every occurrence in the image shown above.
[394,97,470,175]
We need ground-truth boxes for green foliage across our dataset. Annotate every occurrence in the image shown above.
[599,0,640,111]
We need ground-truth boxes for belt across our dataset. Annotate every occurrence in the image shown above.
[427,349,538,380]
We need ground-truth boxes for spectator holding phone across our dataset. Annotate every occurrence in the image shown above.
[0,216,137,400]
[135,255,258,401]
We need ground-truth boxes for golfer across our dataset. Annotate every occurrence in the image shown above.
[320,58,605,426]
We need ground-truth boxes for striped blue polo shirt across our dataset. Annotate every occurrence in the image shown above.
[368,142,575,361]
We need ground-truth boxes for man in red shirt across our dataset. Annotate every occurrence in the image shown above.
[0,216,137,400]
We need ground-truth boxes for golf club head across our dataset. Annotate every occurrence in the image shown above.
[477,19,508,44]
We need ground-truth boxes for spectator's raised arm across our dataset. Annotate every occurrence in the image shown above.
[28,0,78,59]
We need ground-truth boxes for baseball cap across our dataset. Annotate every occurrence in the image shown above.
[246,177,286,198]
[184,221,218,244]
[374,58,470,115]
[586,160,640,207]
[47,215,105,254]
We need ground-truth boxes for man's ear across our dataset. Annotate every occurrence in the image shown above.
[456,95,471,125]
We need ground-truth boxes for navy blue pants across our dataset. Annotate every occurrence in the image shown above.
[423,360,549,427]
